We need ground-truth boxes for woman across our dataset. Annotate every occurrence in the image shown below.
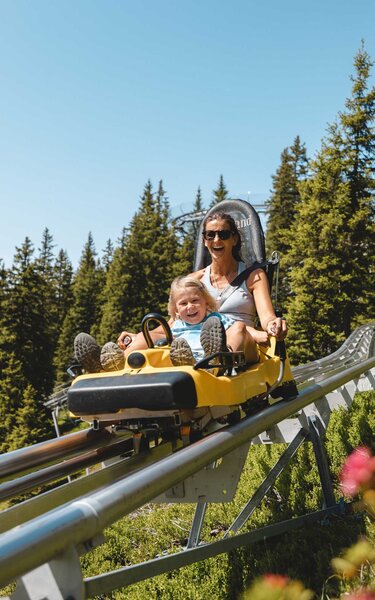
[118,211,287,363]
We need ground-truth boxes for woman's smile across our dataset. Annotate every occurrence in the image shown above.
[204,219,237,257]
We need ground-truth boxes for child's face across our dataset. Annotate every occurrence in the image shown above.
[175,287,207,324]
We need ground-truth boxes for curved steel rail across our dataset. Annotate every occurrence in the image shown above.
[0,438,177,535]
[0,437,133,502]
[0,427,113,482]
[0,350,373,588]
[292,321,375,383]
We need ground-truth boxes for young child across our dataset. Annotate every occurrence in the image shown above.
[73,276,232,373]
[167,275,233,366]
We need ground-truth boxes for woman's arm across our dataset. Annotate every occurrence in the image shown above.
[248,269,287,340]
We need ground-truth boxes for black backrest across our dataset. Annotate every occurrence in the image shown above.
[193,199,279,296]
[193,198,266,269]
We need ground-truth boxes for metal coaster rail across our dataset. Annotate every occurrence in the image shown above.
[0,323,373,597]
[0,427,112,481]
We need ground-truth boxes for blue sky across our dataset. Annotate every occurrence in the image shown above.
[0,0,374,268]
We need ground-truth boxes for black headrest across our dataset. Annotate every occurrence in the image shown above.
[193,199,266,271]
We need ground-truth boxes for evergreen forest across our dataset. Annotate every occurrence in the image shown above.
[0,44,373,452]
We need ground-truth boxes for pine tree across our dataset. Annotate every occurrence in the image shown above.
[0,240,54,448]
[91,241,116,337]
[339,42,375,329]
[142,181,177,316]
[52,249,74,331]
[265,136,309,308]
[35,229,63,358]
[98,181,178,339]
[54,233,103,381]
[101,239,114,271]
[145,180,178,315]
[0,354,28,453]
[96,229,132,343]
[0,238,55,397]
[36,228,56,279]
[191,186,205,236]
[286,45,375,363]
[174,187,205,276]
[210,175,229,206]
[5,383,52,452]
[286,148,350,362]
[125,180,178,326]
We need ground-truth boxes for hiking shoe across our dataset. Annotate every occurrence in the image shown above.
[101,342,125,371]
[74,333,102,373]
[200,316,228,358]
[170,338,195,367]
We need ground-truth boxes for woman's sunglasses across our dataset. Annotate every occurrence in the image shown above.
[202,229,234,241]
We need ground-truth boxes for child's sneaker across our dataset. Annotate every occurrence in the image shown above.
[101,342,125,371]
[170,338,195,367]
[200,315,228,357]
[73,333,102,373]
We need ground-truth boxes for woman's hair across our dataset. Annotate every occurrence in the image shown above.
[202,211,242,261]
[168,276,217,319]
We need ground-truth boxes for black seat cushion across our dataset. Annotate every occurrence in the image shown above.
[68,371,198,414]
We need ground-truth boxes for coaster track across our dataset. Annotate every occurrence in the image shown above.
[0,323,374,599]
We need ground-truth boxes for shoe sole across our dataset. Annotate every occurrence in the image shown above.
[170,338,195,367]
[74,333,102,373]
[200,316,227,357]
[101,342,125,371]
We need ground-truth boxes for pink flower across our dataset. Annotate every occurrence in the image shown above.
[340,447,375,496]
[344,589,375,600]
[263,574,290,588]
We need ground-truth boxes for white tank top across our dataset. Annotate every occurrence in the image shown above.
[202,262,257,326]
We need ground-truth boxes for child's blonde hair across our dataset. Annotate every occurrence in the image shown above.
[168,276,217,319]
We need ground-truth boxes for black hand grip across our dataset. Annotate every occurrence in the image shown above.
[274,308,286,359]
[275,340,287,361]
[141,313,173,348]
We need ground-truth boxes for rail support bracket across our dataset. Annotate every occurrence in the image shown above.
[9,545,84,600]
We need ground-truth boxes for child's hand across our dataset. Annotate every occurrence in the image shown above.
[117,331,135,350]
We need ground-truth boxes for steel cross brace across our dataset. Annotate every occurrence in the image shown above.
[186,417,335,545]
[224,428,308,537]
[184,429,307,547]
[84,503,348,597]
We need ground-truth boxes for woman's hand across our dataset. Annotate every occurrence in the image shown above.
[247,327,269,346]
[117,331,136,350]
[266,317,287,340]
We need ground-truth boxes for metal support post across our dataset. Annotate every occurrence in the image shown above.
[186,496,208,548]
[186,458,220,548]
[308,415,336,508]
[51,408,61,438]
